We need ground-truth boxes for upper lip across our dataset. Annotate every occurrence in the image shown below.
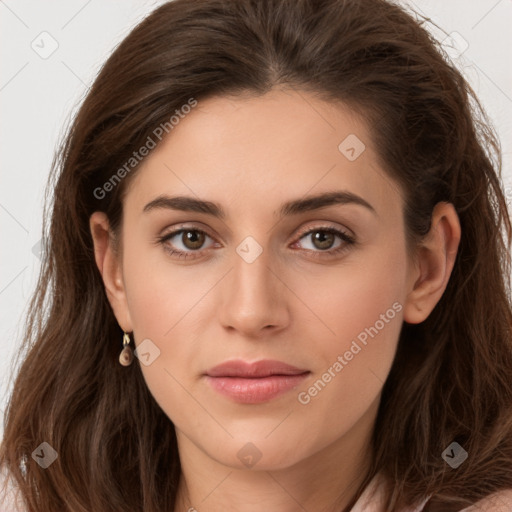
[206,359,309,378]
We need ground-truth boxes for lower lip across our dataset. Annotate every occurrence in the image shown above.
[205,374,310,404]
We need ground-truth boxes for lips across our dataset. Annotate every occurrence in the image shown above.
[206,359,308,378]
[205,359,310,404]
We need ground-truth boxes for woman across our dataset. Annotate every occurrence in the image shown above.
[1,0,512,510]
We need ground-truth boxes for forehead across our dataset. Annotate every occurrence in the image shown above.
[123,88,402,222]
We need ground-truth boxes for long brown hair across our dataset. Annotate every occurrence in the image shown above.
[1,0,512,510]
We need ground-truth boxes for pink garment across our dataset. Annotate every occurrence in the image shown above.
[351,472,430,512]
[2,468,512,511]
[351,471,512,512]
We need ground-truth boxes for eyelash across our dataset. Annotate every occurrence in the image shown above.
[156,224,356,261]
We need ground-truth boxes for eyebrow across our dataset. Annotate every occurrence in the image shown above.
[142,191,377,218]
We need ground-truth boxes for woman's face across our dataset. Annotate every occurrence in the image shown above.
[100,88,420,470]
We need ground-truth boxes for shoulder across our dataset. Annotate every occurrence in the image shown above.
[350,472,512,512]
[458,489,512,512]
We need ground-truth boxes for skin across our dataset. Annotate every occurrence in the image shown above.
[90,87,461,512]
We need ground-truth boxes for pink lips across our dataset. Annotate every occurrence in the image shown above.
[205,359,310,404]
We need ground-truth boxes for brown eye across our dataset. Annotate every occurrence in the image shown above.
[181,230,206,250]
[158,228,215,259]
[293,226,356,259]
[310,230,336,250]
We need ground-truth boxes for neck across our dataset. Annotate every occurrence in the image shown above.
[173,397,379,512]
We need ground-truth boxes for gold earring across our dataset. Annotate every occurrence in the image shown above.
[119,331,134,366]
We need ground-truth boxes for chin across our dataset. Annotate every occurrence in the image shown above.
[209,436,308,472]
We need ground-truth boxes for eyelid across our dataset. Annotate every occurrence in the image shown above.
[293,222,355,242]
[157,221,356,258]
[158,221,353,242]
[157,224,218,249]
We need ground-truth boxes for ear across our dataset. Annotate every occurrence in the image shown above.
[89,211,133,332]
[403,201,461,324]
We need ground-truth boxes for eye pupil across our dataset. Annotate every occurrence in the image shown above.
[312,231,335,250]
[183,230,205,249]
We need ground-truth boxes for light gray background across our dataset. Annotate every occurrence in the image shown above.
[1,0,511,437]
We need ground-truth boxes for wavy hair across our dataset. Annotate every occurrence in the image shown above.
[1,0,512,510]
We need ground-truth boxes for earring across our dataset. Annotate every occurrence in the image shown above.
[119,331,134,366]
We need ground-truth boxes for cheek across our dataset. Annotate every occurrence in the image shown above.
[120,242,218,425]
[294,242,406,358]
[120,226,407,439]
[293,243,406,416]
[122,236,208,338]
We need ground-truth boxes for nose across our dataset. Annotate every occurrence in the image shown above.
[217,245,290,339]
